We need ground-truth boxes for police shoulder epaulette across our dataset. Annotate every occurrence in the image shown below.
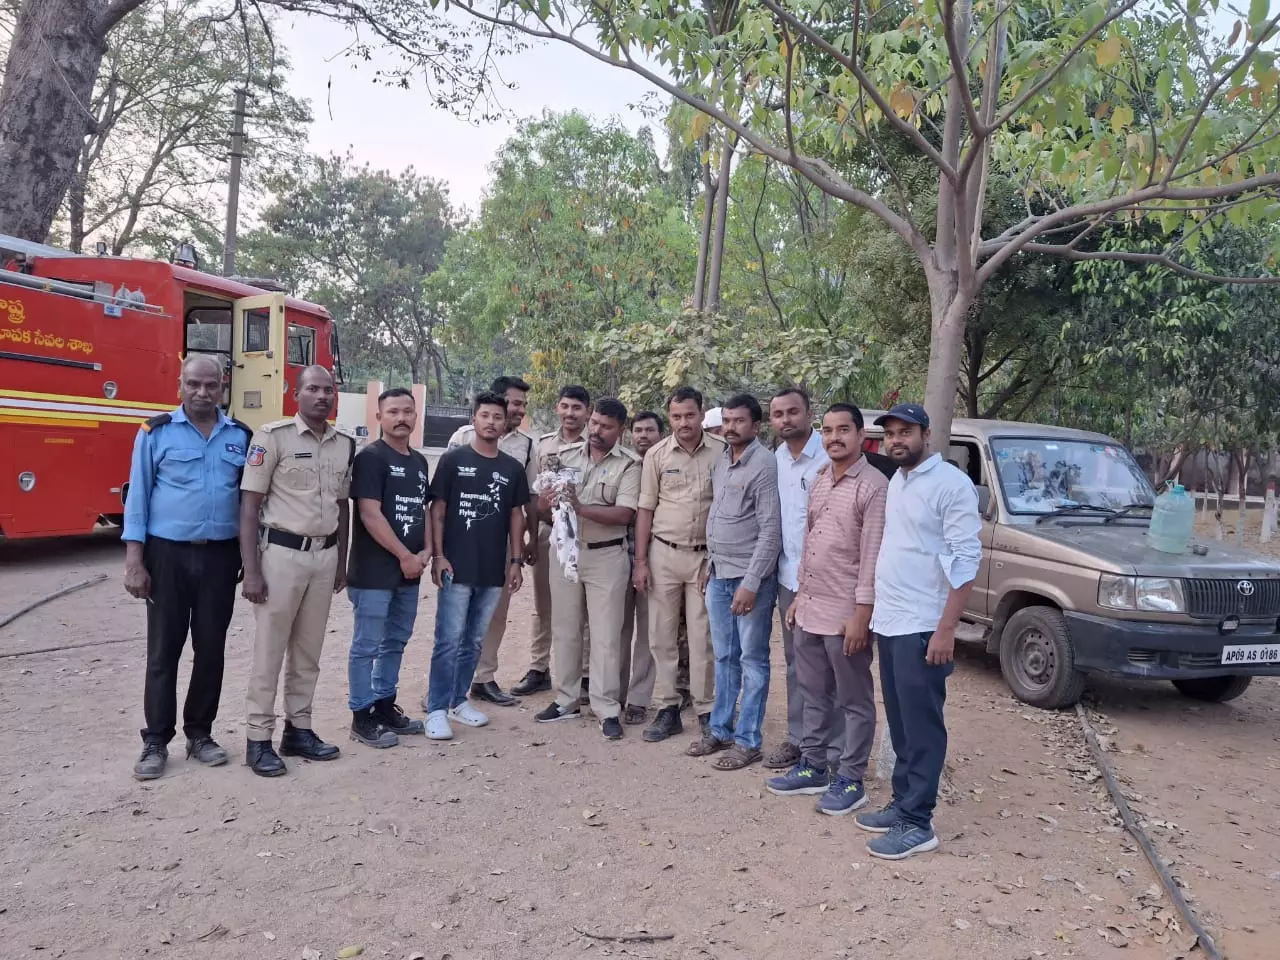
[539,430,559,441]
[140,413,172,434]
[618,444,641,462]
[259,418,292,432]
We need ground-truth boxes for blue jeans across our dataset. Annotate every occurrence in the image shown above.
[426,581,503,713]
[347,585,420,712]
[876,632,954,829]
[707,574,778,750]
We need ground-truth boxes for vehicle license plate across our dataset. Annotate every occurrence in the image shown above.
[1220,643,1280,665]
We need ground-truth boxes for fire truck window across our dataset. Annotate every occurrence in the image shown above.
[185,308,231,352]
[244,309,270,352]
[287,324,315,366]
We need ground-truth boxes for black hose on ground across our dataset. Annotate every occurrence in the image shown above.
[1074,702,1224,960]
[0,573,109,631]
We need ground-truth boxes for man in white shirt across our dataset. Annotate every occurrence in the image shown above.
[763,387,832,771]
[857,403,982,860]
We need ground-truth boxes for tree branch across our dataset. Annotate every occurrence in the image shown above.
[1018,244,1280,284]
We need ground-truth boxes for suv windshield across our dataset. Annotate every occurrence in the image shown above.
[992,438,1155,515]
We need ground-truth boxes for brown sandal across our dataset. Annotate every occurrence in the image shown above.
[712,744,763,771]
[686,734,730,757]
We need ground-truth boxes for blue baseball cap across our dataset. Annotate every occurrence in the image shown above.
[874,403,930,429]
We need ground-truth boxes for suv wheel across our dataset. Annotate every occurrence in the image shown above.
[1171,676,1252,703]
[998,606,1086,709]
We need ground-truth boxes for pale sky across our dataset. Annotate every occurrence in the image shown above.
[284,15,665,214]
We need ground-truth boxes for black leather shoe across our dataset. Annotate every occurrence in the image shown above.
[642,706,684,743]
[245,739,286,777]
[511,669,551,696]
[470,681,519,706]
[279,723,340,761]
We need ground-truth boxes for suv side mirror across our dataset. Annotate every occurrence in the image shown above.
[975,484,993,518]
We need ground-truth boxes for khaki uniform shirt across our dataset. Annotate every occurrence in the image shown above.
[241,414,354,536]
[449,424,537,488]
[638,431,727,546]
[559,440,641,543]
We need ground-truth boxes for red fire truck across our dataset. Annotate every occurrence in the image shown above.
[0,235,341,540]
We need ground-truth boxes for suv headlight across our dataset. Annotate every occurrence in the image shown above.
[1136,577,1185,613]
[1098,574,1186,613]
[1098,574,1135,609]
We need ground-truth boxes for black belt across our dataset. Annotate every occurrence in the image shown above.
[584,538,625,550]
[263,527,338,551]
[151,536,237,547]
[654,534,707,552]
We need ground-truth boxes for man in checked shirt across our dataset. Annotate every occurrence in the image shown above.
[765,402,888,816]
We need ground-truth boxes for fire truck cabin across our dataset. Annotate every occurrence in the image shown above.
[0,236,339,540]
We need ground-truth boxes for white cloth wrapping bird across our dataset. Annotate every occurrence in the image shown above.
[533,465,581,583]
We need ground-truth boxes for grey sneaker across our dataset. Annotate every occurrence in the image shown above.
[855,801,901,834]
[133,742,167,780]
[816,776,868,816]
[764,759,830,796]
[185,737,229,766]
[866,822,939,860]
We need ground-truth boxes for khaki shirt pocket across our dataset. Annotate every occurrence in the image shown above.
[276,455,319,494]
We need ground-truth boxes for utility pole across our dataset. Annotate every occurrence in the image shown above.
[223,88,248,276]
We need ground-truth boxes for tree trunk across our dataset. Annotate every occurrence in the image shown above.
[922,273,972,448]
[67,162,88,252]
[0,0,113,242]
[704,135,734,314]
[1234,448,1251,548]
[963,329,982,419]
[691,154,714,312]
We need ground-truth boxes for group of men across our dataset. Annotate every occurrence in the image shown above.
[123,355,981,861]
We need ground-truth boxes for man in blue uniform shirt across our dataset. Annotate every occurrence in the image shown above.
[122,354,251,780]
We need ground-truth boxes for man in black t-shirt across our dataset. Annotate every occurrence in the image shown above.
[346,388,432,749]
[423,391,530,740]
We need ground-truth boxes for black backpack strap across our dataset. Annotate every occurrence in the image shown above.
[348,434,357,468]
[140,413,172,434]
[231,417,254,442]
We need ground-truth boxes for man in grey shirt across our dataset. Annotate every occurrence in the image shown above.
[687,393,781,770]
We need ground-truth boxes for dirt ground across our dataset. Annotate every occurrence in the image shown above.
[1,534,1277,960]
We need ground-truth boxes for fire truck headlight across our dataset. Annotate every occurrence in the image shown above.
[18,472,36,492]
[103,380,118,399]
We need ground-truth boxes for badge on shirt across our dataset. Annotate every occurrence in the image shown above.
[226,442,245,455]
[246,444,266,466]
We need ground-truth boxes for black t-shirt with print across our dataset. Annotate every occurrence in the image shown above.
[348,440,431,589]
[429,444,530,588]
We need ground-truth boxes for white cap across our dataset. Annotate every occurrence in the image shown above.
[702,407,723,429]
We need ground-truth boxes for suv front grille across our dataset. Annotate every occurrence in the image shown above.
[1184,578,1280,619]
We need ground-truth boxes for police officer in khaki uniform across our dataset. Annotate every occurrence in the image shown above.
[634,386,725,744]
[239,365,354,777]
[446,376,538,707]
[533,399,640,739]
[509,384,591,696]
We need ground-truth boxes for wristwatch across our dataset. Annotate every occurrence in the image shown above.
[510,557,525,567]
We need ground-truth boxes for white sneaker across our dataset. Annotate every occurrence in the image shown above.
[426,710,453,740]
[448,702,489,728]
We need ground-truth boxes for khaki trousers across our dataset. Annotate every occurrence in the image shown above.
[622,587,690,707]
[647,539,714,712]
[246,542,338,741]
[529,525,553,672]
[550,542,628,718]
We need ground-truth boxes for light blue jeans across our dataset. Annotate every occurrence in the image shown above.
[347,585,420,712]
[707,573,778,750]
[425,581,503,713]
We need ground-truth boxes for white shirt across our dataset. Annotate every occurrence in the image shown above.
[775,429,829,592]
[871,453,983,636]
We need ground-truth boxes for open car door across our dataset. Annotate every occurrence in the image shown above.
[230,293,285,430]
